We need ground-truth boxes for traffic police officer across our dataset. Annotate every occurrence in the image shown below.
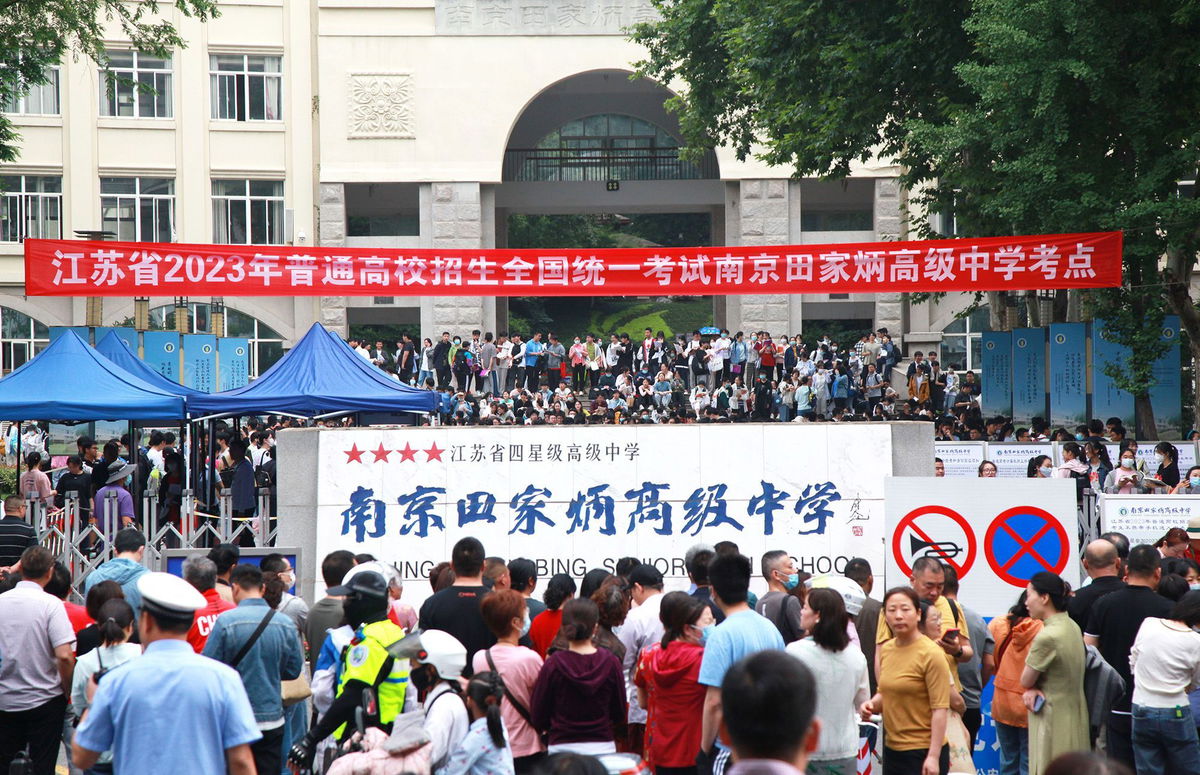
[73,572,261,775]
[289,570,409,770]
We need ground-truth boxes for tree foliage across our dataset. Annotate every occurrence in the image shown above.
[633,0,1200,433]
[0,0,219,161]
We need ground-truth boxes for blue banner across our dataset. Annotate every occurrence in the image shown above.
[48,326,89,344]
[183,334,217,393]
[1150,315,1182,438]
[1011,328,1047,427]
[980,331,1013,417]
[1091,319,1134,431]
[1049,323,1088,430]
[142,331,181,382]
[218,337,250,391]
[93,327,139,353]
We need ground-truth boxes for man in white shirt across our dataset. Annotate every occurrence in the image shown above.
[618,564,666,756]
[712,330,732,382]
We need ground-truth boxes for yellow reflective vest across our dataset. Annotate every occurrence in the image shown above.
[335,619,409,737]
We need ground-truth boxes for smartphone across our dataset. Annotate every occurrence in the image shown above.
[1031,694,1045,713]
[942,628,960,642]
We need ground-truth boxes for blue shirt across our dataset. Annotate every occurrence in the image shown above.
[202,598,304,722]
[82,558,148,617]
[75,639,261,775]
[698,609,784,749]
[437,716,515,775]
[523,340,545,367]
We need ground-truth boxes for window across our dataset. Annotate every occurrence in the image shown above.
[100,177,175,242]
[210,54,282,121]
[0,306,49,373]
[1,175,62,242]
[940,306,992,373]
[3,64,60,115]
[100,50,172,118]
[149,303,285,377]
[211,179,284,244]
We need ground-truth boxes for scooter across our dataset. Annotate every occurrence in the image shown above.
[289,687,377,775]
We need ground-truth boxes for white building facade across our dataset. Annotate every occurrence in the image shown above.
[0,0,981,376]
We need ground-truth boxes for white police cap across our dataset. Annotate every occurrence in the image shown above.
[137,571,207,615]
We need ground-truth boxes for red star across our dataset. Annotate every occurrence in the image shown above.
[344,444,365,464]
[371,444,391,463]
[424,442,444,462]
[397,442,418,463]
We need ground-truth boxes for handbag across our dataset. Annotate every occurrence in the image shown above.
[282,673,312,707]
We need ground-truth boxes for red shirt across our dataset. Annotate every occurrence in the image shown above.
[187,588,236,653]
[529,608,563,658]
[64,601,93,634]
[635,641,706,767]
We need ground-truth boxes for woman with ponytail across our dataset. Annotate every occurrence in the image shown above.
[438,671,516,775]
[71,599,140,773]
[531,598,626,755]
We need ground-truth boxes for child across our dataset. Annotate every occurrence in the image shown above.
[438,671,514,775]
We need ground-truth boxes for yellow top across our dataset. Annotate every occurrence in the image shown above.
[878,636,952,751]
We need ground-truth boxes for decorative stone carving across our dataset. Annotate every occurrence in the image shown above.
[347,73,414,139]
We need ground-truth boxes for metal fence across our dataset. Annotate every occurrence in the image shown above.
[30,487,275,600]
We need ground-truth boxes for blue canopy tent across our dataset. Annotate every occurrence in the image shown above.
[0,330,186,422]
[94,330,206,399]
[186,322,438,418]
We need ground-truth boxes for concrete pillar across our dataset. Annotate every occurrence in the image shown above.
[873,177,905,338]
[317,183,349,337]
[422,182,495,341]
[734,179,793,337]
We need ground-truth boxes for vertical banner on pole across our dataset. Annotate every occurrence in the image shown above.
[1150,315,1182,439]
[1049,323,1087,430]
[48,326,90,343]
[981,331,1013,417]
[1091,319,1135,430]
[217,338,250,391]
[93,327,139,353]
[142,331,181,381]
[1012,328,1047,427]
[183,334,218,393]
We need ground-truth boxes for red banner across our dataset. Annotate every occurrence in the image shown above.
[24,231,1122,297]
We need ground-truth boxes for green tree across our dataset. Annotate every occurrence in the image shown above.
[0,0,219,161]
[633,0,1200,436]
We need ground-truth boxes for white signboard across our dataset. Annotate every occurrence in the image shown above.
[934,442,988,477]
[989,444,1051,478]
[885,478,1080,617]
[316,425,892,606]
[1099,494,1200,548]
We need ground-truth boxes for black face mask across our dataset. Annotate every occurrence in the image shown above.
[410,664,434,695]
[344,595,386,630]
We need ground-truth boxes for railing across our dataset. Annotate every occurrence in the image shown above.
[502,147,719,182]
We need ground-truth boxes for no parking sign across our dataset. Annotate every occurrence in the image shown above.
[885,478,1079,617]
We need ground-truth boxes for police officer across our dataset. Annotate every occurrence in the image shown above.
[73,572,260,775]
[288,570,409,771]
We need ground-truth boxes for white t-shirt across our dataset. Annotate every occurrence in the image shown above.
[1130,617,1200,707]
[786,637,870,761]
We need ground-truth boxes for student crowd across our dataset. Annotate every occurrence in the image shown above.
[3,524,1196,775]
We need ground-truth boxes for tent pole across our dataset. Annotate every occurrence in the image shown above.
[207,419,216,514]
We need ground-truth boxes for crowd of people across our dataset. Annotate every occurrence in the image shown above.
[347,328,977,426]
[3,526,1195,775]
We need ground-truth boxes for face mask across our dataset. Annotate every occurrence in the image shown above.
[1191,583,1200,591]
[1075,433,1085,441]
[784,572,800,590]
[1120,458,1134,469]
[520,611,532,636]
[344,596,384,630]
[1157,453,1166,463]
[1040,466,1054,477]
[1191,476,1200,489]
[700,624,715,645]
[453,339,461,345]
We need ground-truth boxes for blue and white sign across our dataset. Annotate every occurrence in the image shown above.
[1091,319,1134,431]
[142,331,181,381]
[1049,323,1087,430]
[981,331,1013,417]
[1011,328,1046,427]
[1149,315,1182,438]
[218,337,251,391]
[183,334,217,393]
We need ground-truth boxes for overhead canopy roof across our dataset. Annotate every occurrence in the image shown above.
[0,330,186,422]
[186,323,438,418]
[94,330,206,399]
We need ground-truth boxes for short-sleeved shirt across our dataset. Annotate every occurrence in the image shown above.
[93,484,135,529]
[877,636,952,751]
[1066,576,1124,632]
[1085,585,1173,711]
[0,581,76,711]
[0,514,37,567]
[419,585,496,676]
[75,638,261,775]
[698,610,784,689]
[955,602,994,709]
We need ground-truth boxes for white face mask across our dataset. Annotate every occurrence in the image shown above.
[1120,458,1135,469]
[1156,453,1166,463]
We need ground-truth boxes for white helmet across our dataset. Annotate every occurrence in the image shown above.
[806,574,866,616]
[343,561,401,591]
[411,630,467,680]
